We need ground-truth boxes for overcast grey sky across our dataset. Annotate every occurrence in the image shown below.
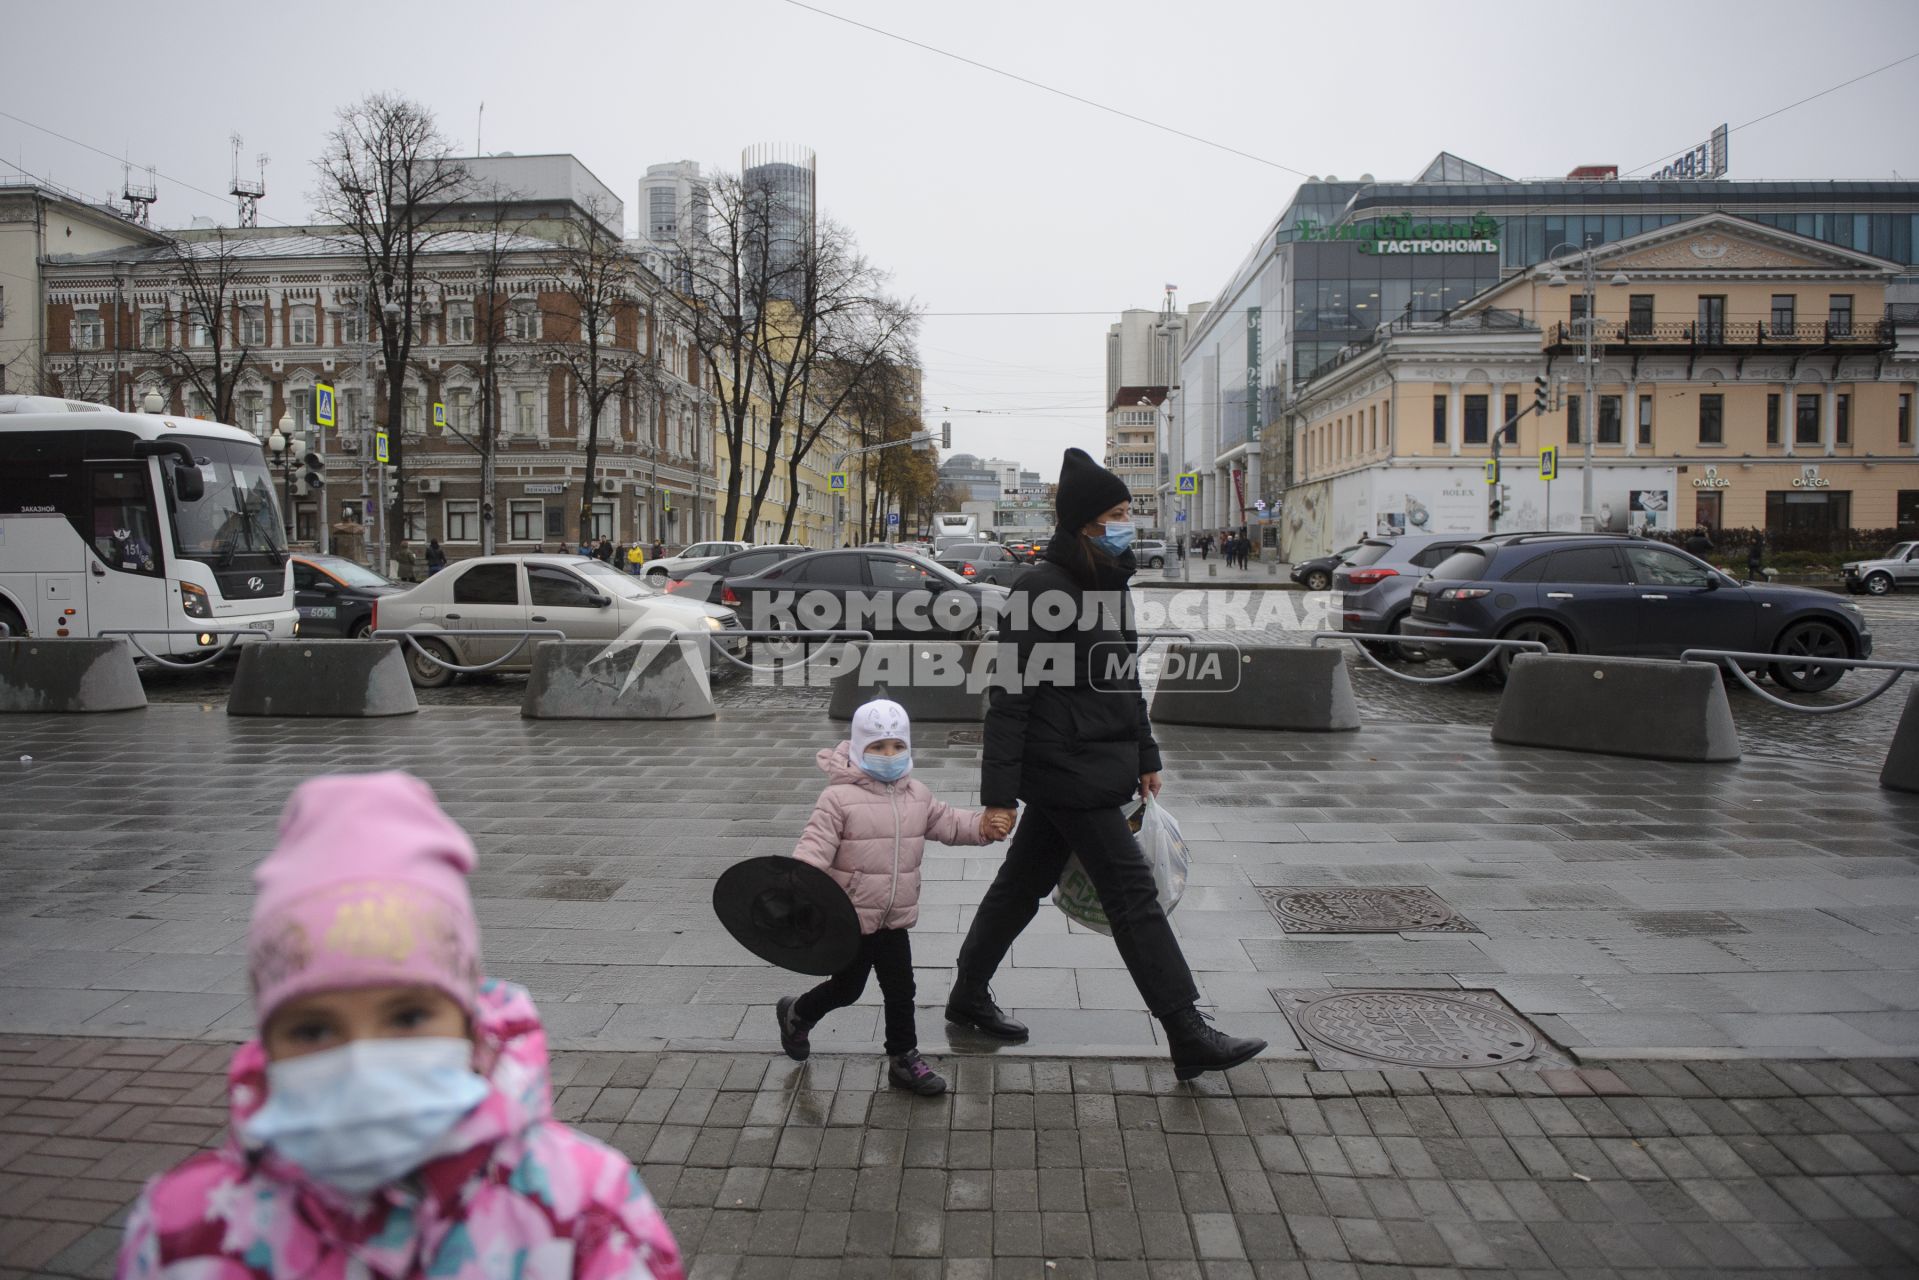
[5,0,1917,479]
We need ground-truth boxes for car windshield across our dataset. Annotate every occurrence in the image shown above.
[313,558,394,589]
[1428,548,1491,580]
[1344,540,1394,568]
[1881,543,1915,559]
[575,559,659,598]
[169,437,288,565]
[905,555,970,587]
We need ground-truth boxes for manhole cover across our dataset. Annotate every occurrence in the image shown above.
[1272,989,1571,1071]
[947,729,983,745]
[1259,886,1476,933]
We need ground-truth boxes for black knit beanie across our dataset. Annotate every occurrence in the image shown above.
[1054,448,1132,533]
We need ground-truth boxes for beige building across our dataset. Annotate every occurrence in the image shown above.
[1106,385,1165,531]
[1286,213,1919,559]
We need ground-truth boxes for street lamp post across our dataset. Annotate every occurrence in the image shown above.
[1547,243,1629,532]
[268,411,304,540]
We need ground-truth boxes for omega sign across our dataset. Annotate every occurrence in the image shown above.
[1792,465,1831,490]
[1691,466,1730,490]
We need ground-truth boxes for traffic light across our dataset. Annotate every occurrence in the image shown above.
[300,451,326,495]
[941,421,952,449]
[1489,484,1507,525]
[1532,374,1550,414]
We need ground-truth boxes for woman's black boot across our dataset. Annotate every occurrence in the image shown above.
[1161,1006,1265,1081]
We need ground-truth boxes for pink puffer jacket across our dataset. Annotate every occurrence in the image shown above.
[793,741,991,932]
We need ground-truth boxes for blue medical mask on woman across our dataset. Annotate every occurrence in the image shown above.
[862,751,912,782]
[242,1036,489,1196]
[1092,520,1136,555]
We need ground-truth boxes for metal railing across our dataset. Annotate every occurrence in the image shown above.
[1680,648,1919,713]
[1313,631,1547,685]
[96,627,274,670]
[1548,317,1892,349]
[372,628,567,674]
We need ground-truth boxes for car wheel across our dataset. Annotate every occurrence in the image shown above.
[1864,572,1894,596]
[1490,619,1571,685]
[1306,570,1331,591]
[351,617,375,640]
[0,599,26,640]
[646,568,669,585]
[1149,557,1165,569]
[403,636,458,689]
[1770,620,1849,693]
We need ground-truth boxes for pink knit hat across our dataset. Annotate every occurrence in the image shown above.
[247,772,483,1028]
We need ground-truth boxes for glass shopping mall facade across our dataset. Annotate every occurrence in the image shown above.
[1169,152,1919,530]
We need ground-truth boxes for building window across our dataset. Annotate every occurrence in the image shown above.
[507,302,541,342]
[1628,295,1653,336]
[1431,394,1446,445]
[1901,393,1912,445]
[1767,393,1781,445]
[1568,294,1590,324]
[545,506,566,539]
[1836,393,1850,445]
[403,503,427,542]
[514,389,542,437]
[1638,394,1653,446]
[1828,294,1853,336]
[1770,294,1796,333]
[1597,395,1622,445]
[445,499,480,542]
[1499,394,1517,444]
[1462,394,1488,445]
[290,305,317,345]
[447,303,474,345]
[403,389,423,436]
[445,388,473,433]
[1796,393,1821,445]
[589,501,615,541]
[71,309,103,350]
[1697,394,1724,445]
[288,388,311,431]
[294,503,318,543]
[140,308,167,348]
[239,306,267,347]
[509,500,543,542]
[188,312,213,347]
[339,312,362,345]
[1900,490,1919,527]
[1697,295,1726,344]
[1566,394,1581,444]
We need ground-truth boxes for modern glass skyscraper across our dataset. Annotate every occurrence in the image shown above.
[742,143,816,303]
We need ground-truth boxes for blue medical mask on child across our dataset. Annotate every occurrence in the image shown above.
[1093,520,1136,555]
[862,751,912,782]
[242,1036,489,1196]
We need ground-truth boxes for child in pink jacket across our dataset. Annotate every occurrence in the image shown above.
[777,699,1011,1095]
[117,772,683,1280]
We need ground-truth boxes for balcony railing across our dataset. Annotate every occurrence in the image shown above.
[1547,317,1894,350]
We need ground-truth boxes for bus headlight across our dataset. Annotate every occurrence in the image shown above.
[180,583,211,618]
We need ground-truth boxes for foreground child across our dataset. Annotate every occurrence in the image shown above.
[118,772,683,1279]
[777,699,1012,1095]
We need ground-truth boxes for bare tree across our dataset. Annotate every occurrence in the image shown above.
[541,204,643,547]
[134,231,261,422]
[313,94,469,565]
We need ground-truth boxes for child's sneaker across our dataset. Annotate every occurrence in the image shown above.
[888,1050,947,1096]
[775,996,812,1061]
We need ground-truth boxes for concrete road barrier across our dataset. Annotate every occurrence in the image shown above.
[522,639,715,720]
[227,640,418,717]
[1150,644,1359,732]
[828,640,992,722]
[1493,653,1740,762]
[1879,685,1919,793]
[0,638,146,713]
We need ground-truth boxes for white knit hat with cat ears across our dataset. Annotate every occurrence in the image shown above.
[850,698,912,758]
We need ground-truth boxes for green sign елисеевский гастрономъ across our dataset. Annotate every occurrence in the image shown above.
[1294,213,1500,254]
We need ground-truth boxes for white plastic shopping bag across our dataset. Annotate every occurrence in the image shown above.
[1052,797,1191,935]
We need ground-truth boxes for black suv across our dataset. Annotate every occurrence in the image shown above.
[1401,534,1871,691]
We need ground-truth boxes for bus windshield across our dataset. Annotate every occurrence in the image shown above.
[169,437,287,565]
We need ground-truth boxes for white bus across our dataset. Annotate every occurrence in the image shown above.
[0,396,299,654]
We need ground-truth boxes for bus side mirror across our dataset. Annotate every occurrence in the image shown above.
[172,463,204,502]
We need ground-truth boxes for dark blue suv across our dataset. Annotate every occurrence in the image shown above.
[1401,534,1871,691]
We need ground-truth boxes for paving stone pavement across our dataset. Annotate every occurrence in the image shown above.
[3,1034,1918,1279]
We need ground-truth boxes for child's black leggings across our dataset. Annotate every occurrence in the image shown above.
[793,926,917,1055]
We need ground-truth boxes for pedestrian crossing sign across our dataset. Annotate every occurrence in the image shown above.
[433,401,446,429]
[313,383,336,429]
[1175,473,1199,495]
[829,472,848,491]
[375,430,390,465]
[1540,446,1558,481]
[1485,458,1499,484]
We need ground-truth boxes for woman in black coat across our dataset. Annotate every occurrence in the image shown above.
[944,449,1266,1080]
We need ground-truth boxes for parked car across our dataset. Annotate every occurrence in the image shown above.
[664,544,808,605]
[725,548,1010,641]
[641,540,749,584]
[934,541,1033,587]
[1134,539,1170,569]
[1003,541,1036,563]
[1292,544,1361,591]
[1844,541,1919,595]
[374,554,742,688]
[1402,534,1871,691]
[1334,535,1478,657]
[290,554,408,639]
